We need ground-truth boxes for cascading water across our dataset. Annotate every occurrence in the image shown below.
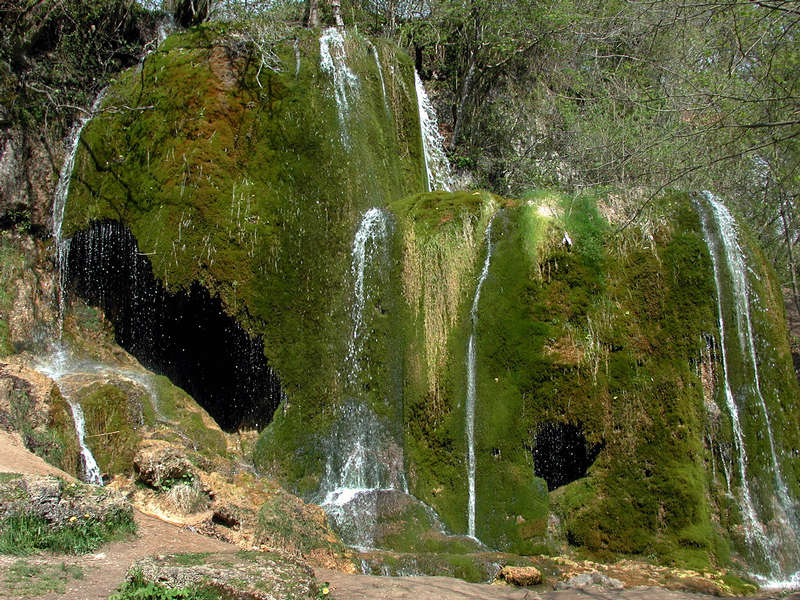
[44,91,107,485]
[320,208,407,548]
[67,399,104,485]
[52,91,106,338]
[367,42,390,116]
[414,71,453,192]
[345,207,390,382]
[36,357,103,485]
[696,191,799,581]
[465,216,496,539]
[319,27,359,145]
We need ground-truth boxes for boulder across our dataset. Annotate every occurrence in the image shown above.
[128,551,318,600]
[498,565,543,586]
[134,440,196,488]
[555,571,624,591]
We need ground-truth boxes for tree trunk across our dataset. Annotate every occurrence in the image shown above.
[305,0,319,28]
[780,198,800,316]
[452,57,476,147]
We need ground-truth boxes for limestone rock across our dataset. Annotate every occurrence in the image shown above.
[555,571,624,591]
[0,473,132,526]
[134,440,196,488]
[129,551,318,600]
[498,565,542,586]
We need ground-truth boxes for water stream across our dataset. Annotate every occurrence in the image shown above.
[696,191,798,579]
[320,208,406,548]
[414,70,453,192]
[319,27,359,146]
[367,41,390,116]
[465,216,496,539]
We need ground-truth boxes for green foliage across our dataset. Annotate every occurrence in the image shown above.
[0,0,158,128]
[110,571,222,600]
[77,384,140,476]
[0,510,136,556]
[1,560,84,597]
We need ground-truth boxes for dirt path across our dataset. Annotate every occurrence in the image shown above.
[0,430,235,599]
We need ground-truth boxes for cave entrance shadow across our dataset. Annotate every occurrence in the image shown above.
[66,219,283,432]
[532,422,604,491]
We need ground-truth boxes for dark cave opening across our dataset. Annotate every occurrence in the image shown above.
[66,220,283,432]
[532,422,604,491]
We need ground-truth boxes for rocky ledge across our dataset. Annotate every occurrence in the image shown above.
[127,551,320,600]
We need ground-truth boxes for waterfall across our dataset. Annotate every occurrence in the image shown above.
[43,92,107,486]
[320,208,406,548]
[367,41,389,116]
[319,27,359,145]
[67,399,104,485]
[36,353,104,485]
[52,90,106,338]
[414,70,453,192]
[345,207,390,382]
[696,191,797,579]
[465,216,496,539]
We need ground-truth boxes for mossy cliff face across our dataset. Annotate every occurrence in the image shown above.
[393,189,800,572]
[56,22,800,574]
[62,25,425,484]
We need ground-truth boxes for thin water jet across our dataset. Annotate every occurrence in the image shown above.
[465,215,496,539]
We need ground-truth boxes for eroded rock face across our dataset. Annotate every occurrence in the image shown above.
[129,551,319,600]
[498,565,542,586]
[0,473,132,526]
[134,440,197,488]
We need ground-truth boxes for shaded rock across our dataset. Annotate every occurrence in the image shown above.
[134,440,196,488]
[555,571,624,591]
[129,551,318,600]
[0,473,132,526]
[498,565,542,586]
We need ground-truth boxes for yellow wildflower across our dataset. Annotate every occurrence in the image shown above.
[69,516,77,522]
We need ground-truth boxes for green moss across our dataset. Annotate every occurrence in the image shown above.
[77,383,140,476]
[63,26,424,491]
[255,490,349,560]
[153,376,227,457]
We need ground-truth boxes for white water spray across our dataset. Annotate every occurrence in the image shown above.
[697,191,790,576]
[414,70,453,192]
[319,27,359,145]
[465,216,496,539]
[320,208,407,547]
[345,208,390,381]
[705,193,791,509]
[36,354,103,485]
[52,90,106,338]
[368,42,389,116]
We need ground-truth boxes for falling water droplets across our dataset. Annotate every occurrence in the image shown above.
[414,71,453,192]
[465,215,496,540]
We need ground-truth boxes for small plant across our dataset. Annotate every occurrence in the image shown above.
[0,509,136,555]
[110,571,222,600]
[317,581,331,598]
